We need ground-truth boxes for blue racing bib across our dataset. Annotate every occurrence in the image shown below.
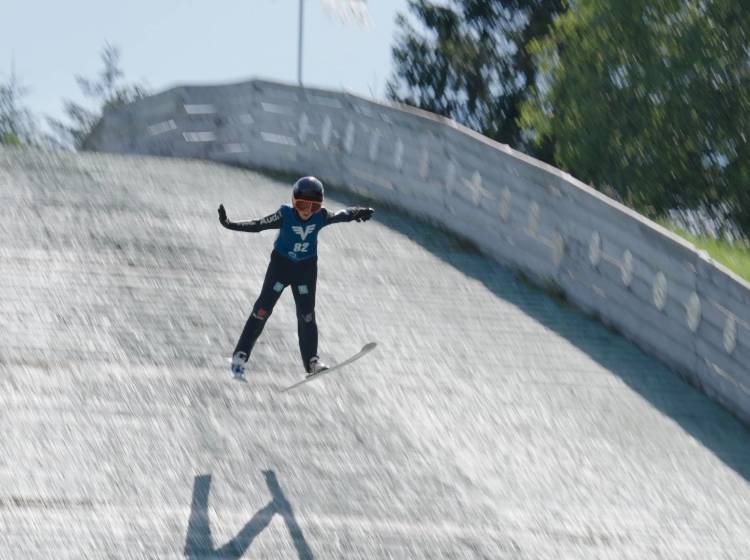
[273,205,325,262]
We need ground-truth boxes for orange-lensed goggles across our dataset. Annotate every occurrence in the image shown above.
[293,198,322,213]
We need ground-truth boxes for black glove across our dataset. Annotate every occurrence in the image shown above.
[353,207,374,222]
[218,204,228,226]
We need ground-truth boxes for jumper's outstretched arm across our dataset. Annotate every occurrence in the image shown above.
[324,207,374,226]
[218,204,283,232]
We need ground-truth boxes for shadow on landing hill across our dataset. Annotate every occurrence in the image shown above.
[184,471,313,559]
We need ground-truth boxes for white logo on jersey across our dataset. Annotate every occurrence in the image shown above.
[292,225,316,241]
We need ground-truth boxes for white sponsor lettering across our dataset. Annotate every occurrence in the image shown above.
[260,211,281,225]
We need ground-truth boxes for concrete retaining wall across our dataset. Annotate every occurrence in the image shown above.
[85,78,750,424]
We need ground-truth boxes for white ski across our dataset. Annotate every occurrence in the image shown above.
[279,342,377,393]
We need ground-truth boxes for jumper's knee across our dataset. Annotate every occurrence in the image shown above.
[251,306,271,321]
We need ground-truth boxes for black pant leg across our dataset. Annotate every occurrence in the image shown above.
[291,258,318,370]
[233,254,287,359]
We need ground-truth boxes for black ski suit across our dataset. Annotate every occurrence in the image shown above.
[220,203,373,370]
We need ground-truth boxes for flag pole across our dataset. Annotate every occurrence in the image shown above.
[297,0,304,86]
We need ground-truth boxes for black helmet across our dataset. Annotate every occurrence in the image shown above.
[292,176,324,202]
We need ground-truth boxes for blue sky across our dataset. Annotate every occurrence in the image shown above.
[2,0,411,128]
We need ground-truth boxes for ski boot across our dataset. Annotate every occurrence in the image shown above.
[306,356,329,378]
[231,351,248,379]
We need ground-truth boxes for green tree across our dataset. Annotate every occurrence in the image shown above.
[49,42,148,150]
[521,0,750,238]
[0,63,37,146]
[387,0,566,156]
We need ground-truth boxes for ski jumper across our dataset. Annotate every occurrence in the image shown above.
[223,204,363,368]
